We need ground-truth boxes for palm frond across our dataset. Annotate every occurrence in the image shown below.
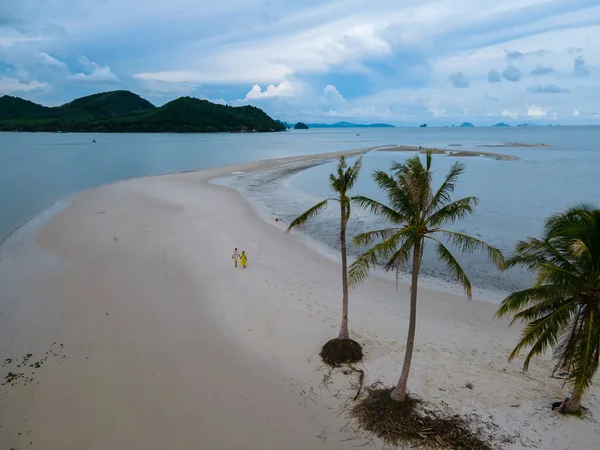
[504,237,578,275]
[427,161,465,213]
[496,286,573,323]
[564,309,600,398]
[507,300,575,370]
[436,230,504,268]
[348,227,416,287]
[286,199,332,232]
[427,236,473,298]
[352,227,402,247]
[345,157,363,191]
[352,195,404,223]
[371,169,414,216]
[426,196,479,228]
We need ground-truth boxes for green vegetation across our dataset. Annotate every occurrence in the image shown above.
[286,156,364,366]
[348,151,503,401]
[0,91,286,133]
[497,204,600,413]
[294,122,309,129]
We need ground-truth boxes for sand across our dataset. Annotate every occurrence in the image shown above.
[1,148,598,449]
[478,142,551,148]
[377,145,519,161]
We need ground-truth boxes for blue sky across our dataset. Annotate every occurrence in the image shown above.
[1,0,600,125]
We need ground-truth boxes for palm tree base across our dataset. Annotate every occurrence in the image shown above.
[319,338,363,366]
[351,387,493,449]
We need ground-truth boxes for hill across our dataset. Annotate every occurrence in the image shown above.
[306,121,394,128]
[459,122,474,127]
[492,122,510,127]
[57,91,155,120]
[0,91,286,133]
[0,96,50,120]
[294,122,309,129]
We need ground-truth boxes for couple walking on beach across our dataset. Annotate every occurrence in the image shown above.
[232,248,247,268]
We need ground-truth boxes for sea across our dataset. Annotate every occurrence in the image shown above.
[2,127,599,296]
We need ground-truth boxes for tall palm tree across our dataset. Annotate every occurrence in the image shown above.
[497,205,600,413]
[349,151,503,401]
[286,155,363,363]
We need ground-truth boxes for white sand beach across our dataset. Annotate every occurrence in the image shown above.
[1,148,598,449]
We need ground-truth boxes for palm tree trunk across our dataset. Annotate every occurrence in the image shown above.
[564,387,581,412]
[391,238,422,401]
[338,202,350,340]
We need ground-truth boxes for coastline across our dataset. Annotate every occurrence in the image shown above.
[377,145,520,161]
[1,148,598,449]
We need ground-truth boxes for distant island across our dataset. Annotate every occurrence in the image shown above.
[284,121,394,128]
[459,122,474,127]
[419,123,427,128]
[0,90,286,133]
[493,123,510,127]
[294,122,309,130]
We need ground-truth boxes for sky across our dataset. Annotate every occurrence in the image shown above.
[1,0,600,125]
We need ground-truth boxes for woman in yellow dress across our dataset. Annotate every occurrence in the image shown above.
[240,250,247,268]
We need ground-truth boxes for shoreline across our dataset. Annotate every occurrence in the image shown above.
[377,145,520,160]
[214,160,509,304]
[2,147,598,449]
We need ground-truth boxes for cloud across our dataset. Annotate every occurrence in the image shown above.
[37,53,68,70]
[527,84,569,94]
[487,69,501,83]
[244,81,294,100]
[449,72,469,88]
[506,49,551,60]
[66,56,119,83]
[323,84,347,106]
[69,66,119,83]
[502,64,522,82]
[505,51,524,61]
[573,56,590,76]
[501,110,519,119]
[0,77,48,94]
[573,109,580,117]
[530,65,554,76]
[526,104,547,119]
[3,0,600,123]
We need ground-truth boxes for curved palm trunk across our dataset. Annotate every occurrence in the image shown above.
[391,238,423,401]
[338,201,350,340]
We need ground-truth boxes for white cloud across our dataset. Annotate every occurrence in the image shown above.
[244,81,295,100]
[501,110,519,119]
[573,109,580,116]
[526,104,547,118]
[0,77,49,94]
[69,66,119,84]
[4,0,600,123]
[323,84,347,106]
[37,53,68,70]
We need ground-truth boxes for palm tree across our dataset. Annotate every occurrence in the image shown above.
[496,205,600,413]
[349,151,503,401]
[286,155,363,364]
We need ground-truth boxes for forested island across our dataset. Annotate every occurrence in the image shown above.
[0,91,287,133]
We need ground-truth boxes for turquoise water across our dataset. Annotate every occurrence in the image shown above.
[231,126,600,293]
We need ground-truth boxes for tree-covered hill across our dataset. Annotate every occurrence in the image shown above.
[0,91,286,133]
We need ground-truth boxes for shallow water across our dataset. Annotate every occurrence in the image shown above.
[2,127,599,295]
[230,127,600,294]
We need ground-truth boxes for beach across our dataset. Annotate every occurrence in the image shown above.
[1,148,598,449]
